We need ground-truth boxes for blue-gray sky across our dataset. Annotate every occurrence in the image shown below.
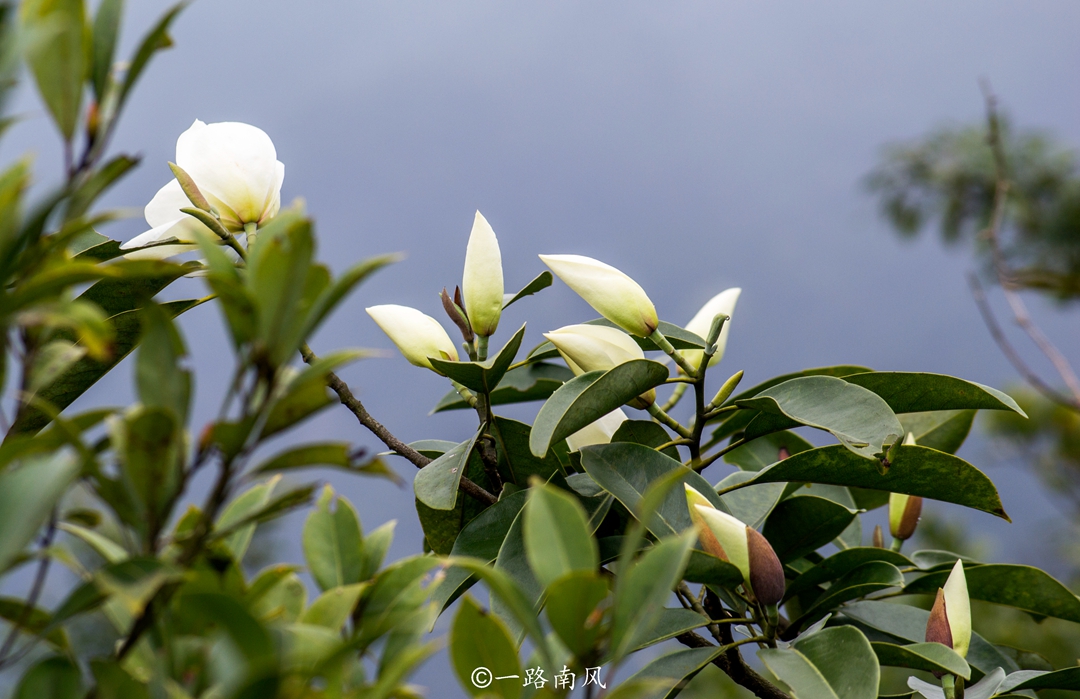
[7,0,1080,693]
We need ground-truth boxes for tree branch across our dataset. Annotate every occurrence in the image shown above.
[300,344,497,506]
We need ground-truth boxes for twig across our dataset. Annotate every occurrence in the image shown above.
[0,512,57,669]
[300,344,497,505]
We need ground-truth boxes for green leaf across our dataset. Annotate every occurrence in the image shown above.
[361,520,395,580]
[66,155,139,220]
[523,483,598,587]
[26,340,86,394]
[738,445,1009,520]
[355,556,441,646]
[613,419,681,460]
[619,647,723,699]
[737,376,903,458]
[0,451,79,573]
[430,324,526,393]
[20,0,88,140]
[530,359,669,457]
[491,508,542,639]
[762,494,857,562]
[247,212,316,366]
[843,372,1026,416]
[413,430,480,511]
[261,349,370,439]
[682,550,745,588]
[898,410,975,454]
[251,443,398,483]
[503,270,552,308]
[714,470,785,529]
[789,561,905,631]
[760,626,880,699]
[492,417,564,486]
[135,302,190,422]
[903,564,1080,624]
[9,298,206,435]
[910,550,980,571]
[783,547,912,603]
[723,430,814,471]
[302,486,363,592]
[544,571,609,657]
[90,0,122,98]
[58,521,127,563]
[300,583,365,630]
[629,607,709,652]
[1000,667,1080,692]
[14,656,84,699]
[840,600,1019,677]
[291,253,399,352]
[610,530,696,663]
[90,660,149,699]
[871,642,970,680]
[451,595,523,699]
[580,442,729,538]
[0,597,69,650]
[433,362,573,412]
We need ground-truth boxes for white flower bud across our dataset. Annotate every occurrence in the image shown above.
[121,120,284,258]
[539,254,658,337]
[366,305,459,373]
[693,503,750,586]
[942,559,971,658]
[462,211,504,337]
[565,408,628,451]
[543,324,644,375]
[679,288,741,371]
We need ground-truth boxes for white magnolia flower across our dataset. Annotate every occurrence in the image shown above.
[121,120,284,259]
[366,305,459,373]
[539,254,658,337]
[679,287,741,371]
[565,408,628,451]
[543,324,644,375]
[462,211,504,337]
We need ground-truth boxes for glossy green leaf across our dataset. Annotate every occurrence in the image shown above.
[431,324,525,394]
[491,508,542,639]
[451,595,523,699]
[492,416,564,486]
[790,561,905,631]
[910,550,980,571]
[628,607,708,652]
[58,522,127,563]
[261,349,370,439]
[433,362,573,412]
[580,442,729,538]
[20,0,88,140]
[0,451,79,573]
[783,547,911,602]
[355,556,442,646]
[302,486,363,592]
[611,530,696,663]
[523,484,598,587]
[10,298,206,434]
[840,601,1018,676]
[1000,666,1080,691]
[214,475,276,564]
[737,376,903,458]
[682,550,745,588]
[14,656,84,699]
[530,359,668,457]
[714,470,785,529]
[91,0,122,98]
[843,372,1025,416]
[613,419,681,460]
[898,410,975,454]
[871,642,970,680]
[760,626,879,699]
[503,270,553,308]
[904,563,1080,623]
[619,647,723,699]
[545,571,609,657]
[762,494,857,562]
[300,583,365,630]
[413,430,480,511]
[723,429,814,471]
[738,445,1008,520]
[135,303,190,422]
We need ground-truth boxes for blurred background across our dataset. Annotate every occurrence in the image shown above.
[5,1,1079,694]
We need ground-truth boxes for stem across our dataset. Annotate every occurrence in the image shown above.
[890,537,904,553]
[647,402,692,439]
[476,335,489,362]
[697,437,747,473]
[648,329,698,378]
[451,381,479,408]
[244,221,258,248]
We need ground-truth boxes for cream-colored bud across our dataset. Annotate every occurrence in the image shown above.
[565,409,628,451]
[943,559,971,658]
[365,305,459,373]
[544,324,654,407]
[694,504,750,587]
[539,254,658,337]
[462,211,504,337]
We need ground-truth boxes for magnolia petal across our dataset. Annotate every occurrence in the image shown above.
[175,120,282,227]
[943,559,971,658]
[366,304,459,372]
[144,178,197,228]
[540,254,658,337]
[695,504,750,584]
[565,408,628,451]
[544,324,644,375]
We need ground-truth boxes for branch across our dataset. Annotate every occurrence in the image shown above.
[675,631,790,699]
[300,344,497,506]
[0,512,57,669]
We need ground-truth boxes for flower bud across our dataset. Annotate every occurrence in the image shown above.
[925,560,970,659]
[872,524,885,549]
[544,324,655,407]
[691,500,783,604]
[565,408,628,451]
[679,288,741,371]
[462,211,504,337]
[539,254,658,337]
[746,527,785,606]
[692,502,750,586]
[889,434,923,540]
[365,305,459,372]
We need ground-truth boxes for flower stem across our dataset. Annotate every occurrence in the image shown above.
[647,402,692,438]
[244,221,258,248]
[648,329,698,377]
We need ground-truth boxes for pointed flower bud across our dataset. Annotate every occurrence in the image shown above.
[566,408,628,451]
[889,434,923,540]
[679,288,741,371]
[872,524,885,549]
[693,503,750,586]
[746,527,785,606]
[366,305,459,373]
[925,560,970,659]
[462,211,504,337]
[539,254,658,337]
[545,324,654,407]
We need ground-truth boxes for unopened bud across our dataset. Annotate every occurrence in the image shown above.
[462,211,504,337]
[87,100,100,140]
[709,370,744,409]
[168,162,213,213]
[746,527,784,606]
[539,254,658,337]
[889,494,923,541]
[926,588,953,666]
[872,524,885,549]
[441,287,474,343]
